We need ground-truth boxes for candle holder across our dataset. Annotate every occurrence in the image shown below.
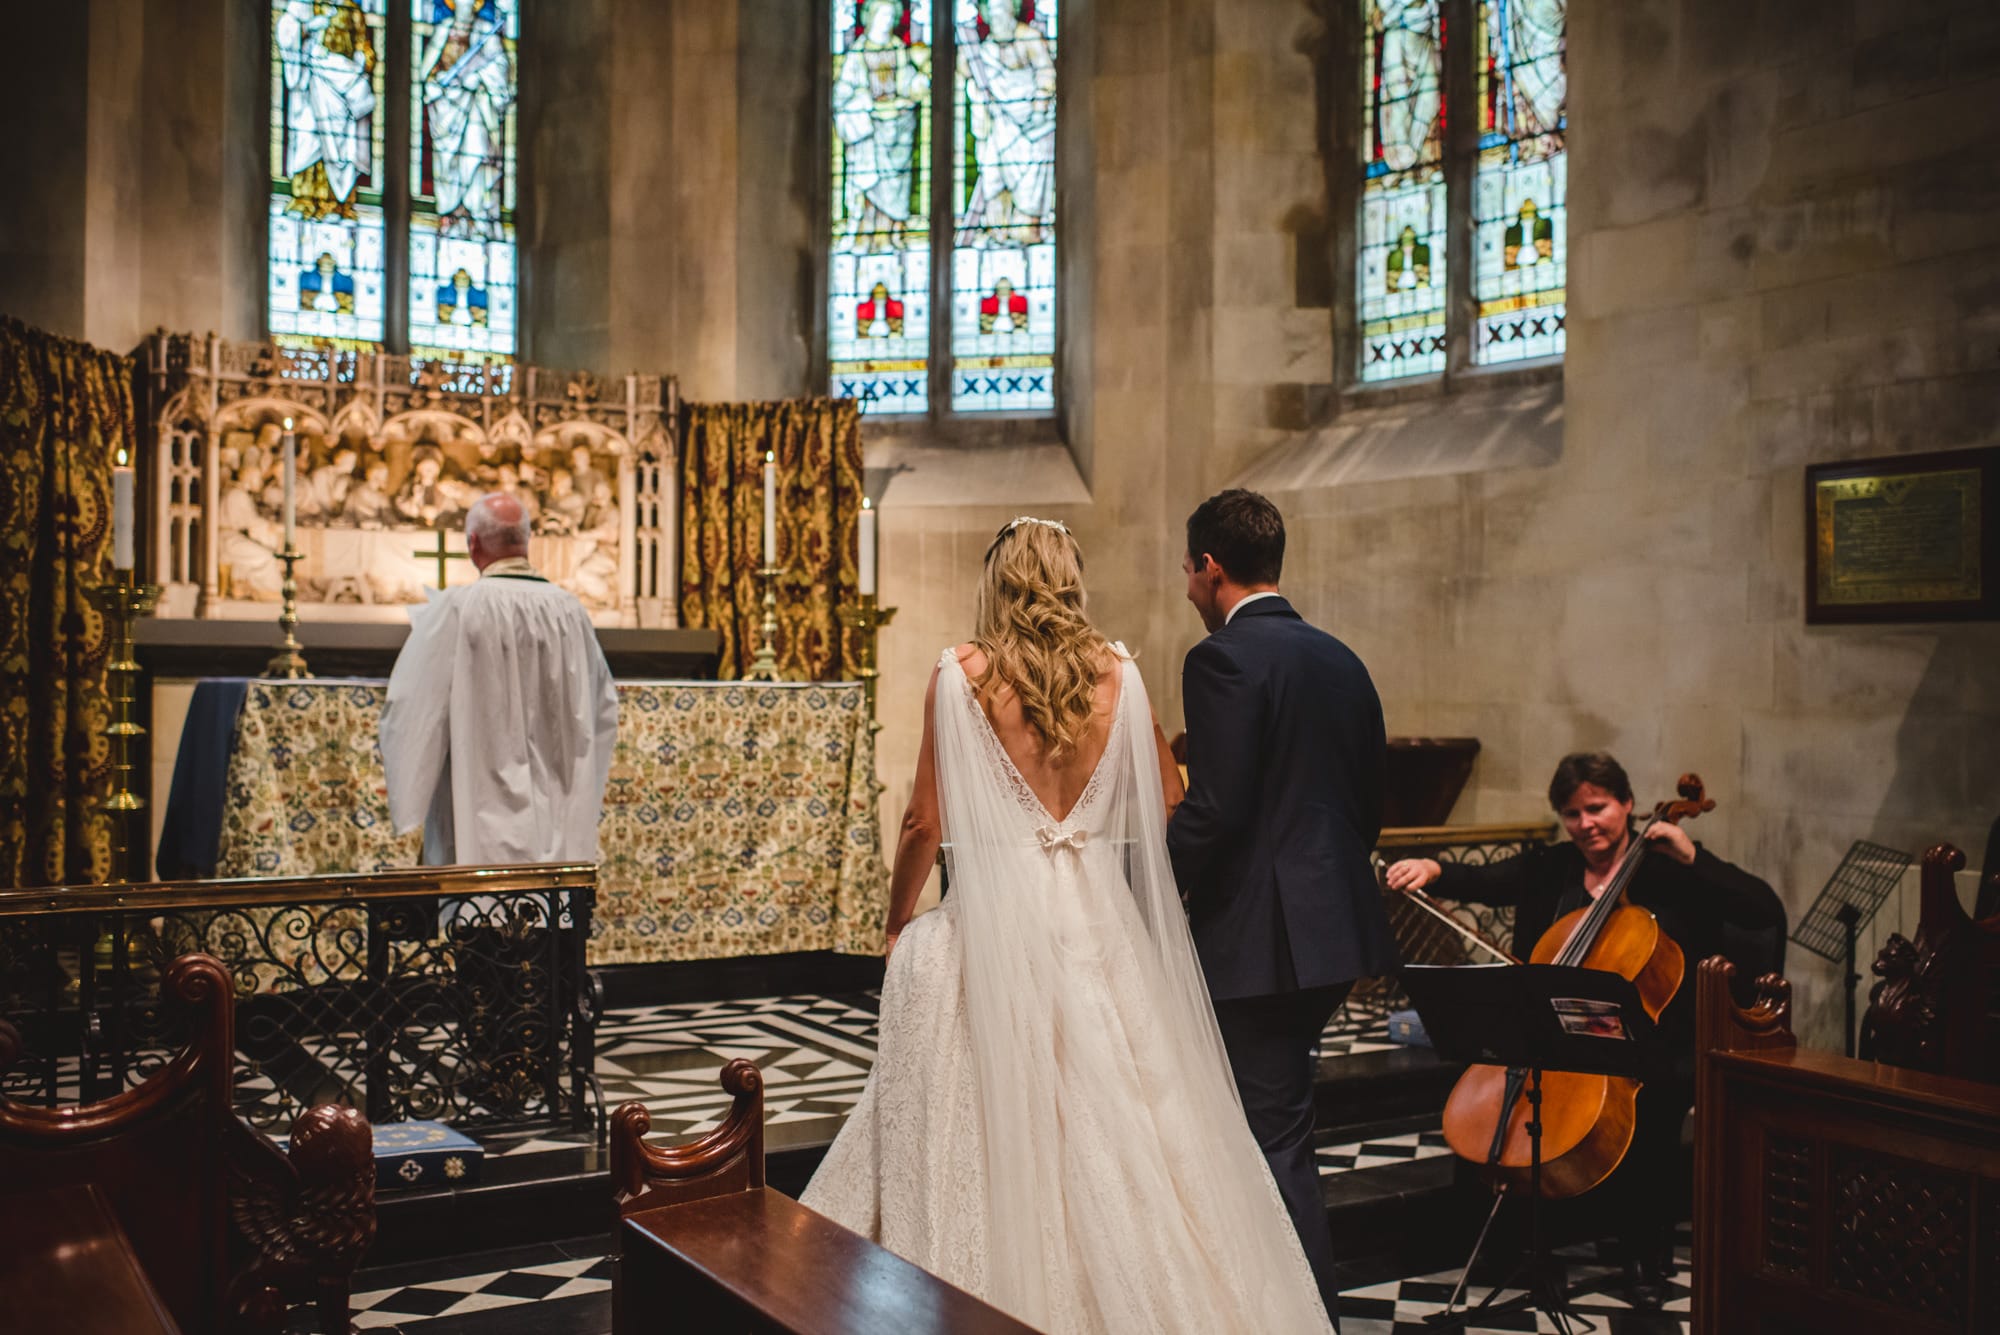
[85,571,161,884]
[837,594,897,727]
[264,544,311,679]
[741,564,785,683]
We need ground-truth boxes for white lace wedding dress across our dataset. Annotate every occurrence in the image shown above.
[802,648,1335,1334]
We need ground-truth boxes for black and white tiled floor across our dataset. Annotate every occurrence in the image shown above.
[338,992,1687,1333]
[488,989,1409,1177]
[1337,1233,1694,1333]
[344,1235,1693,1334]
[347,1239,614,1332]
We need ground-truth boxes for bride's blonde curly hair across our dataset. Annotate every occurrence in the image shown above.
[973,518,1110,763]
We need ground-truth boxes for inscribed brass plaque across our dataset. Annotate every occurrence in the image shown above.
[1814,467,1983,606]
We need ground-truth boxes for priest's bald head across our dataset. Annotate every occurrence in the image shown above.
[466,492,531,570]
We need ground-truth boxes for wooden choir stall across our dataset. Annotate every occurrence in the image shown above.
[1694,845,2000,1334]
[0,953,375,1335]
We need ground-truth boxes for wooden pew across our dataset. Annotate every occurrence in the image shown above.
[0,953,376,1335]
[611,1060,1041,1334]
[1693,956,2000,1334]
[1863,842,2000,1083]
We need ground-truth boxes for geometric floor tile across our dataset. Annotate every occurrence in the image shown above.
[350,1254,613,1329]
[1337,1235,1694,1334]
[1317,1128,1454,1176]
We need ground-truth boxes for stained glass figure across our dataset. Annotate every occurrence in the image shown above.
[1473,0,1565,365]
[830,1,935,415]
[269,0,389,350]
[1359,0,1446,383]
[408,0,517,360]
[950,0,1057,413]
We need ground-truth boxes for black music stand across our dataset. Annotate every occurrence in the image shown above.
[1791,840,1910,1057]
[1401,963,1659,1334]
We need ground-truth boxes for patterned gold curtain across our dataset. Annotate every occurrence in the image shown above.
[0,317,135,887]
[679,399,863,680]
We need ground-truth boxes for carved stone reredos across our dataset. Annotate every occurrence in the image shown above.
[142,333,681,626]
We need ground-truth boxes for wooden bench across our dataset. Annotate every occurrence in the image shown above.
[611,1060,1041,1334]
[0,1183,179,1333]
[1693,955,2000,1334]
[0,953,377,1335]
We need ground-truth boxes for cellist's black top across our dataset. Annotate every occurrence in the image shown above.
[1434,841,1786,1076]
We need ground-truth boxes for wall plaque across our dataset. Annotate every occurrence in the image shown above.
[1806,448,1998,624]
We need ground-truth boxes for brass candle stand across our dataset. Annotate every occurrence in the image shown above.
[86,571,161,884]
[837,595,896,727]
[264,544,311,679]
[741,564,785,683]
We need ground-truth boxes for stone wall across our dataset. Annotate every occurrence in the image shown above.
[0,0,263,352]
[1257,0,2000,1047]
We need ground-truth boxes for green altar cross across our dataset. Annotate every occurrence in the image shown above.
[414,530,469,589]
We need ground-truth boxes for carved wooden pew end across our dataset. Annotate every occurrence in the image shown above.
[0,952,376,1335]
[611,1059,1041,1334]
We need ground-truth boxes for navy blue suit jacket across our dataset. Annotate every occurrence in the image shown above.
[1166,596,1402,1001]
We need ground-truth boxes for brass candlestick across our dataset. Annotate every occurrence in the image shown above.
[86,571,161,884]
[742,564,785,683]
[265,543,311,679]
[837,594,897,727]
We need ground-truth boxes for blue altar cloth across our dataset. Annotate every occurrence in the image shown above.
[155,678,251,879]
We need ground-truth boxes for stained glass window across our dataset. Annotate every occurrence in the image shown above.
[830,1,936,415]
[828,1,1057,418]
[269,0,390,350]
[1472,0,1566,365]
[408,0,518,360]
[1358,1,1446,383]
[950,0,1058,414]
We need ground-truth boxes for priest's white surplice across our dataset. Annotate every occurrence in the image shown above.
[380,566,618,866]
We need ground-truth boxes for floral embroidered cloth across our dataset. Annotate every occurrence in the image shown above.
[213,679,888,962]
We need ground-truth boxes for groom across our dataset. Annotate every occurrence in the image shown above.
[1167,489,1400,1323]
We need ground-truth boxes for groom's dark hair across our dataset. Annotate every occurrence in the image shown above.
[1186,489,1285,585]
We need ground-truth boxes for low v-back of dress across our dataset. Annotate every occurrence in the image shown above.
[801,647,1334,1335]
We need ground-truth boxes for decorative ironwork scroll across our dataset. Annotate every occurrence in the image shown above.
[0,866,600,1139]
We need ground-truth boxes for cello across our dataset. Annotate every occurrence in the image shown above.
[1420,774,1716,1198]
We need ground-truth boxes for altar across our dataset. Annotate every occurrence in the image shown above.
[159,678,888,965]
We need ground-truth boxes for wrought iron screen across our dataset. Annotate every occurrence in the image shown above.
[0,866,600,1140]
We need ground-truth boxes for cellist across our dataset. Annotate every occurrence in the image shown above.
[1385,751,1786,1308]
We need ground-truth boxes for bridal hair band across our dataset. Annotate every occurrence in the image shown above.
[1005,516,1071,536]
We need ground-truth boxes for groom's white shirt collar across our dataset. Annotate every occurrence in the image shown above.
[1224,590,1282,625]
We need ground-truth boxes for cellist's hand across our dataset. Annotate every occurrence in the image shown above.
[1643,822,1697,865]
[1384,858,1443,891]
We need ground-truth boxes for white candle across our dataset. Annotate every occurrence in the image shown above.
[281,418,297,550]
[111,448,134,571]
[762,450,777,566]
[858,498,877,597]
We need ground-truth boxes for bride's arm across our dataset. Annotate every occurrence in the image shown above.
[884,663,945,955]
[1152,715,1185,819]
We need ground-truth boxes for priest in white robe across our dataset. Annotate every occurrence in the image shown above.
[380,492,618,868]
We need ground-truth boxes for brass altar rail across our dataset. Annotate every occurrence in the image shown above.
[0,862,597,917]
[1376,821,1558,852]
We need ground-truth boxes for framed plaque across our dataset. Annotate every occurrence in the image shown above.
[1806,448,1998,624]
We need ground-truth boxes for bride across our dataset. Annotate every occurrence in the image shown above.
[802,518,1336,1333]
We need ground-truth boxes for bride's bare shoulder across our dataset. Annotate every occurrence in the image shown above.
[955,642,988,676]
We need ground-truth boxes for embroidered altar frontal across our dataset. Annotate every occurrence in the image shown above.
[214,680,887,963]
